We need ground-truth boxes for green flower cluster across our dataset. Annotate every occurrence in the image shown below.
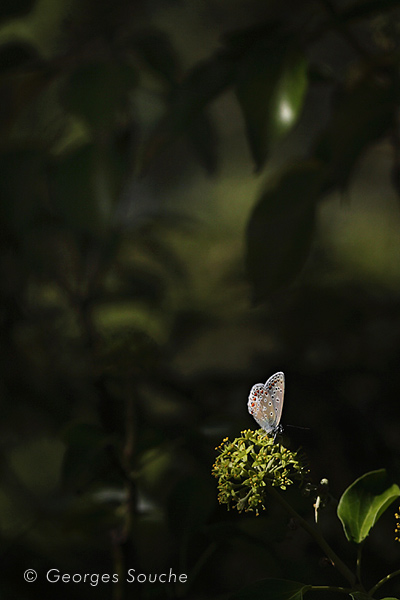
[395,507,400,542]
[212,429,310,515]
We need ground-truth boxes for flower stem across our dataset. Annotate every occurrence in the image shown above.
[369,567,400,596]
[356,543,364,588]
[266,484,356,587]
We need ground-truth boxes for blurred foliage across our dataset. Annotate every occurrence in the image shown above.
[1,0,400,599]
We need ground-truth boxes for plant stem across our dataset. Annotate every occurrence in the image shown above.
[356,542,364,587]
[369,567,400,596]
[310,585,353,594]
[266,485,356,587]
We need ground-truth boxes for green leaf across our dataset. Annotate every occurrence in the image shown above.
[315,77,395,192]
[229,579,311,600]
[61,61,137,131]
[337,469,400,544]
[235,40,308,171]
[245,160,324,301]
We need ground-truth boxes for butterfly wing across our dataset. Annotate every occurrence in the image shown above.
[248,383,274,433]
[265,371,285,429]
[247,371,285,434]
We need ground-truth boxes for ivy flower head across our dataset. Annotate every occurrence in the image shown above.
[212,429,310,515]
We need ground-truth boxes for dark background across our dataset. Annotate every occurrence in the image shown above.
[1,0,400,598]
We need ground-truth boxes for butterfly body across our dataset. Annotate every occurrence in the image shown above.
[247,371,285,439]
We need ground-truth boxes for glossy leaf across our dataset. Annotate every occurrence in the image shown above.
[61,61,137,131]
[246,160,325,301]
[236,40,308,171]
[316,77,395,192]
[337,469,400,544]
[229,579,311,600]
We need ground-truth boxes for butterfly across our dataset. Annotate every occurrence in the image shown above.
[247,371,285,439]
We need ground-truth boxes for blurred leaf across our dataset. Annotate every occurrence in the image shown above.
[0,0,35,22]
[0,40,41,73]
[235,40,308,171]
[129,28,180,86]
[246,160,325,301]
[229,579,311,600]
[61,61,137,131]
[315,77,395,192]
[62,423,110,491]
[141,56,234,171]
[337,469,400,543]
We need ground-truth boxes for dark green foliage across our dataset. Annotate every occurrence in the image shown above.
[1,1,400,599]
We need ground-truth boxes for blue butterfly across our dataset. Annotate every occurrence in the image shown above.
[248,371,285,439]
